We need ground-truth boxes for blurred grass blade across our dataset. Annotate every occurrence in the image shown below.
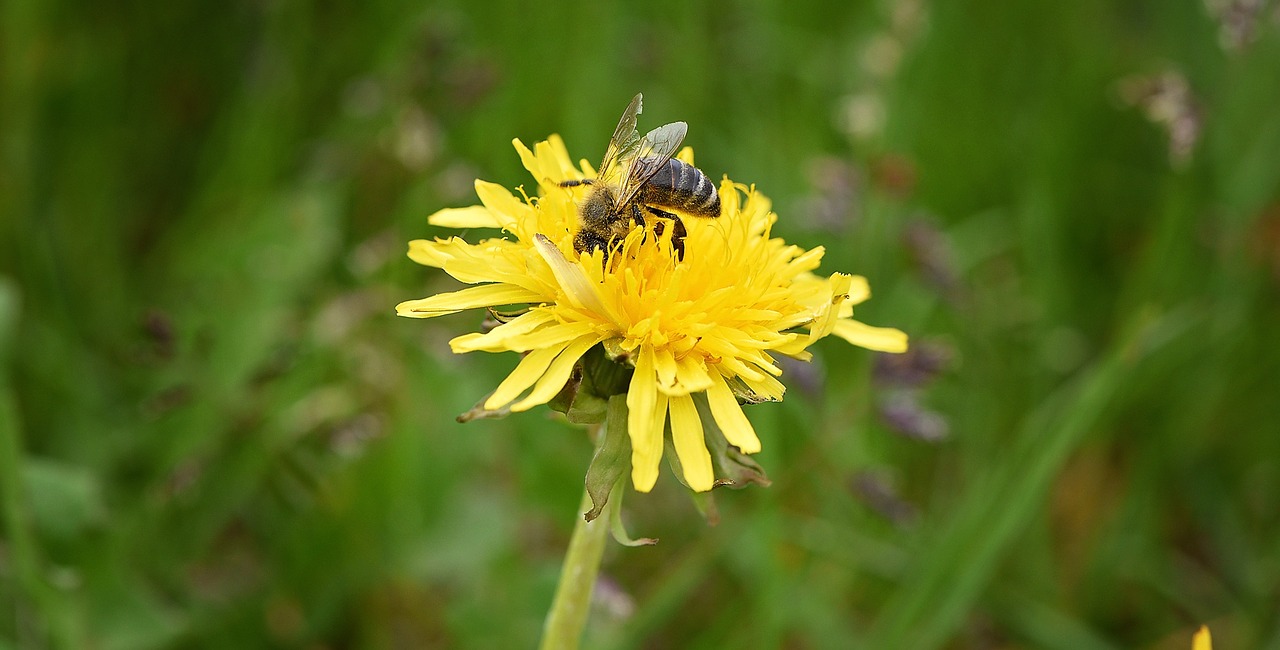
[0,279,80,648]
[869,309,1198,648]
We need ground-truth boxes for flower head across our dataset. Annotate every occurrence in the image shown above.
[398,135,907,492]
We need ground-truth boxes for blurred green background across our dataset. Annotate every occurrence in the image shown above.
[3,0,1279,647]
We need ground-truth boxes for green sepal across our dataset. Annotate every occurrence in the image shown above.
[564,399,606,424]
[663,394,772,524]
[724,375,780,404]
[688,490,721,526]
[581,344,632,396]
[600,338,629,363]
[695,395,772,490]
[548,344,632,425]
[455,389,512,423]
[548,366,606,424]
[583,395,632,522]
[661,442,723,525]
[607,478,658,546]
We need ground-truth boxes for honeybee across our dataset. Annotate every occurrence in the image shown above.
[560,93,720,259]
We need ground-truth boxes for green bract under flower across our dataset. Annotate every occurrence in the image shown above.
[398,136,908,492]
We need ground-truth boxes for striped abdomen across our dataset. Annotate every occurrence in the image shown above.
[639,157,721,218]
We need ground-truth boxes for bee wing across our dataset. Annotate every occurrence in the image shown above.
[596,94,644,187]
[616,120,688,207]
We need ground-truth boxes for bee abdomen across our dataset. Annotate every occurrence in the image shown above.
[644,157,721,218]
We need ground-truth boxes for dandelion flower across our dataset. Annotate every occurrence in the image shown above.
[398,135,907,493]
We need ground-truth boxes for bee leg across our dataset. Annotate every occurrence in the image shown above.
[558,179,594,188]
[642,206,688,260]
[574,228,616,259]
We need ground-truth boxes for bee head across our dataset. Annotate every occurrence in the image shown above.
[580,185,618,226]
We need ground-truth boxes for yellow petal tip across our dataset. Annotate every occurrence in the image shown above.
[1193,625,1212,650]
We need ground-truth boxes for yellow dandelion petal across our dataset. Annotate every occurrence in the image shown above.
[719,179,742,215]
[454,321,599,357]
[488,321,600,354]
[627,345,658,450]
[545,134,577,170]
[449,309,558,353]
[674,355,714,394]
[845,275,871,307]
[550,136,584,176]
[427,205,500,229]
[514,138,555,192]
[653,347,680,393]
[631,391,668,493]
[669,394,714,492]
[710,350,768,383]
[808,273,853,344]
[407,237,471,267]
[511,334,602,412]
[447,332,493,353]
[515,137,587,192]
[1193,626,1212,650]
[739,370,787,402]
[533,139,577,184]
[411,238,541,289]
[832,319,910,353]
[485,339,575,410]
[706,373,761,453]
[533,234,612,317]
[771,333,814,357]
[787,246,826,275]
[473,179,527,231]
[396,284,543,319]
[407,239,451,268]
[756,354,785,377]
[513,138,542,175]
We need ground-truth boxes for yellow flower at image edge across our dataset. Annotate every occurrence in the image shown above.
[397,136,908,493]
[1193,626,1211,650]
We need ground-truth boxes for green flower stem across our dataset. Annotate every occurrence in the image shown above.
[539,418,621,650]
